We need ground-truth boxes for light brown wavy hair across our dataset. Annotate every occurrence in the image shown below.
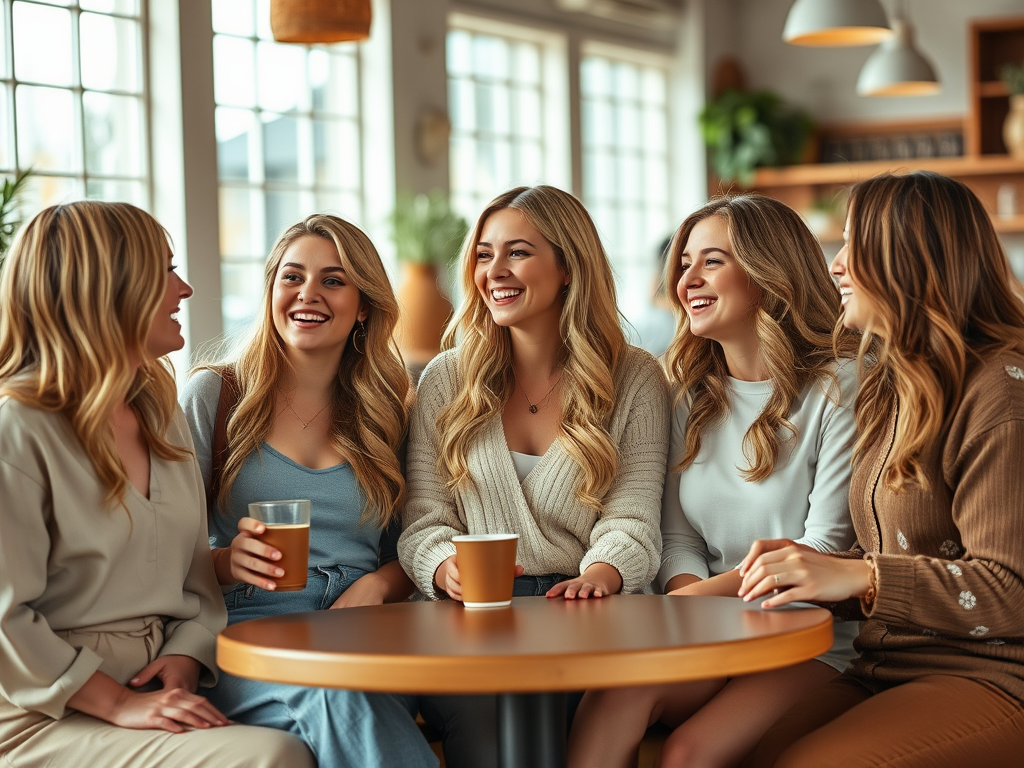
[664,194,858,481]
[197,214,410,526]
[841,171,1024,491]
[438,185,626,507]
[0,201,190,503]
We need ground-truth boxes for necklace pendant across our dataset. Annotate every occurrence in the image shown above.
[301,422,309,429]
[529,404,538,414]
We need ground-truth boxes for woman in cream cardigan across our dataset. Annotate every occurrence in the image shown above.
[0,201,311,768]
[398,184,670,768]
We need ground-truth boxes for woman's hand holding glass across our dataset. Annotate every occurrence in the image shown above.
[228,516,285,591]
[738,538,872,608]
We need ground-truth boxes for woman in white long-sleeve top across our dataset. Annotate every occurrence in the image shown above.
[0,202,312,767]
[569,194,860,768]
[398,185,670,768]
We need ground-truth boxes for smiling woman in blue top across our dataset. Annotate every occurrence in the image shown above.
[398,185,670,768]
[179,214,437,768]
[569,194,861,768]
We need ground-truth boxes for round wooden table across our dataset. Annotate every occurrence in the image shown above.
[218,595,832,768]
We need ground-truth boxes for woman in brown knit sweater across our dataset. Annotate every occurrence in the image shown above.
[738,171,1024,768]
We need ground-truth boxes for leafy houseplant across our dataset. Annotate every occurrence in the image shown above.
[699,90,813,187]
[390,190,469,267]
[389,190,469,369]
[0,169,32,263]
[1001,62,1024,95]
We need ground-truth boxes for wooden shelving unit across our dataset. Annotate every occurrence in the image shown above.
[740,16,1024,241]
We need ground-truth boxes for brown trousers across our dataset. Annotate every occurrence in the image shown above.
[745,673,1024,768]
[0,618,314,768]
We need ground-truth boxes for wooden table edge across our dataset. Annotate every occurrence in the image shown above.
[217,615,833,694]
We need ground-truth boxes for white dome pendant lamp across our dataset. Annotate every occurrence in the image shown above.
[856,2,939,97]
[783,0,892,47]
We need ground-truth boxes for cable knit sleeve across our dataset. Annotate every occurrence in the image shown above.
[397,352,465,598]
[580,350,670,593]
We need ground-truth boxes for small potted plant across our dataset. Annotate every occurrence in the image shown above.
[699,89,814,187]
[1000,62,1024,159]
[389,190,469,369]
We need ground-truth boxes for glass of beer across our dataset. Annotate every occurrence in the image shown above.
[248,499,311,591]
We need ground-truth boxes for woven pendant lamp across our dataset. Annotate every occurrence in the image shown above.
[270,0,372,44]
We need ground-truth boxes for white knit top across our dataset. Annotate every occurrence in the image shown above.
[398,346,670,598]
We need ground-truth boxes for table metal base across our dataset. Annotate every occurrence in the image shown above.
[497,692,567,768]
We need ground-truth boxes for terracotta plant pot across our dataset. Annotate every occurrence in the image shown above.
[1004,94,1024,160]
[395,263,453,368]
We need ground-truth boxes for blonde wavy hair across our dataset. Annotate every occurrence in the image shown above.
[199,214,410,526]
[438,185,626,508]
[841,171,1024,491]
[0,201,189,503]
[664,194,858,481]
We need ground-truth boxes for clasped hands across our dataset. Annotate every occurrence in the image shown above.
[736,539,873,609]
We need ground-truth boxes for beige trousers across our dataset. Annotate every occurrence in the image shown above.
[0,618,314,768]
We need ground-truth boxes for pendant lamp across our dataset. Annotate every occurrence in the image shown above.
[270,0,372,44]
[783,0,892,47]
[856,15,939,96]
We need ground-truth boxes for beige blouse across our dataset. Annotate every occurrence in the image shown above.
[0,397,226,720]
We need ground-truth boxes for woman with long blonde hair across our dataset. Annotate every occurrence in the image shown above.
[180,214,436,768]
[0,201,312,768]
[569,195,861,768]
[742,172,1024,767]
[398,185,669,768]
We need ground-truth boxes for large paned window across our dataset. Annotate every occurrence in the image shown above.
[0,0,148,211]
[580,42,672,318]
[446,13,568,223]
[212,0,365,333]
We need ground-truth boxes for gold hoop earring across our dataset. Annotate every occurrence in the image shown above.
[352,319,367,355]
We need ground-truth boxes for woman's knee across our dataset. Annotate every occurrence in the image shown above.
[225,725,316,768]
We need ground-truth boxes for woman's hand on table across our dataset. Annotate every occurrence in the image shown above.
[738,538,871,608]
[129,654,200,693]
[546,562,622,599]
[228,516,284,591]
[434,555,525,602]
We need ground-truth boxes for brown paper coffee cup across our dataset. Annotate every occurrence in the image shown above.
[453,533,518,608]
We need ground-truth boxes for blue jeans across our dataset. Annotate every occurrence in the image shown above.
[204,566,438,768]
[418,574,581,768]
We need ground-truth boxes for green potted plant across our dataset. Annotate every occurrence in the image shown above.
[699,89,814,187]
[1000,62,1024,159]
[389,190,469,369]
[0,169,32,264]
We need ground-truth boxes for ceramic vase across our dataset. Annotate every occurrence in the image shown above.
[395,263,452,371]
[1004,94,1024,160]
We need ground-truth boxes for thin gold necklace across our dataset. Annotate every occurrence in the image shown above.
[513,367,562,414]
[285,398,330,429]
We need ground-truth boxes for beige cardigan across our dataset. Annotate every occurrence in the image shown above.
[0,398,226,720]
[398,346,670,598]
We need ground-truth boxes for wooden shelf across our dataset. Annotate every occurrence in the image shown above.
[753,156,1024,187]
[735,18,1024,239]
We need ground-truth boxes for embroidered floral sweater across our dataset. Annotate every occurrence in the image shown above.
[398,346,670,599]
[845,354,1024,702]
